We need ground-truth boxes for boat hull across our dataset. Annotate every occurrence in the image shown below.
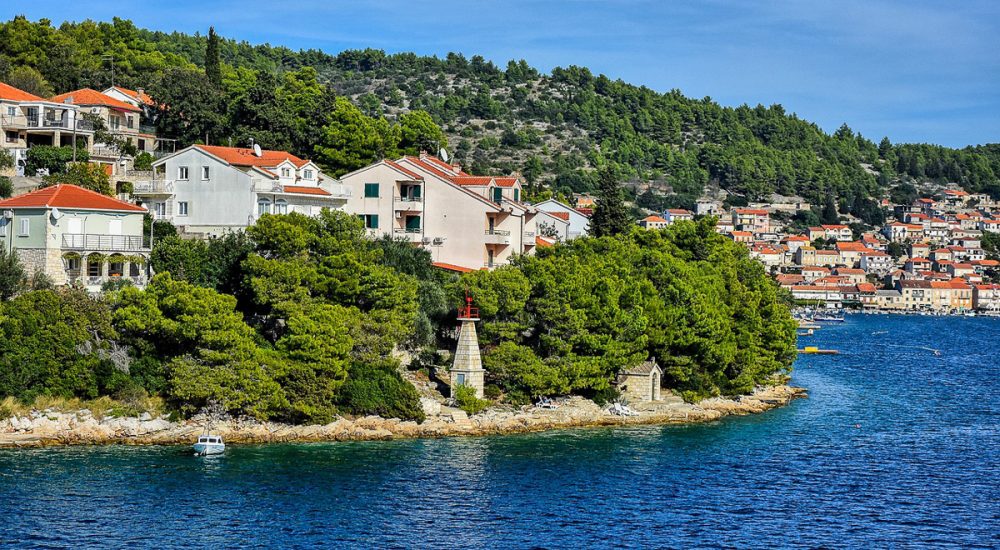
[193,443,225,456]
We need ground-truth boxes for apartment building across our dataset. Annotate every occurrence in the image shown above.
[137,144,347,236]
[49,88,149,175]
[532,198,590,239]
[1,81,93,173]
[340,154,538,270]
[732,208,770,234]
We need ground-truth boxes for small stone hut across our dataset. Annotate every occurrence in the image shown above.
[616,359,663,402]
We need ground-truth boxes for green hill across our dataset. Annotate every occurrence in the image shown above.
[2,15,998,213]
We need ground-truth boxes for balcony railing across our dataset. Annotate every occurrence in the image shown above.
[485,229,511,236]
[393,228,423,234]
[132,180,174,194]
[523,231,535,240]
[62,234,148,252]
[398,196,423,202]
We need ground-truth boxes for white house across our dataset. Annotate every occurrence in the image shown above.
[531,198,590,240]
[136,144,348,237]
[341,154,540,271]
[1,81,93,174]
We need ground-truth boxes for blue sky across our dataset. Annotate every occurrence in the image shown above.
[6,0,998,147]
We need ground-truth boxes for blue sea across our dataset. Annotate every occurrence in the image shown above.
[1,315,998,548]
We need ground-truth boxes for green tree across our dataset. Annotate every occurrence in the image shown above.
[398,110,447,156]
[5,65,53,97]
[0,248,26,300]
[590,166,630,237]
[150,67,223,146]
[45,162,113,195]
[204,27,221,88]
[314,97,398,176]
[25,146,88,176]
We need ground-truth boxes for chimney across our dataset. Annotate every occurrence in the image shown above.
[137,88,144,97]
[419,150,428,159]
[452,163,461,173]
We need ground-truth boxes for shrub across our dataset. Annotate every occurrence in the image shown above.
[0,176,12,199]
[453,384,489,415]
[336,360,425,422]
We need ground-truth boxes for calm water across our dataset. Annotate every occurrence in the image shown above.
[1,315,998,548]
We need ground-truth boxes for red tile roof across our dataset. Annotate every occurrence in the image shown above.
[451,176,494,186]
[283,186,331,196]
[642,215,667,223]
[384,159,424,181]
[575,207,594,217]
[108,86,154,106]
[431,262,476,273]
[50,88,142,112]
[0,184,146,212]
[535,236,556,248]
[734,208,769,216]
[195,144,309,169]
[0,81,44,102]
[546,211,571,221]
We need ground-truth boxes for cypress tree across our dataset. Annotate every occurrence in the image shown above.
[590,166,630,237]
[205,27,221,88]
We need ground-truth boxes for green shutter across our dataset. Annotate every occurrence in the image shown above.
[413,185,422,198]
[514,189,520,201]
[365,183,379,198]
[493,187,503,202]
[369,214,379,228]
[406,215,421,230]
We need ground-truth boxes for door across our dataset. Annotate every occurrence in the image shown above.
[651,373,659,401]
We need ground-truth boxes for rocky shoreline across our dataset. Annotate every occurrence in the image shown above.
[0,385,806,448]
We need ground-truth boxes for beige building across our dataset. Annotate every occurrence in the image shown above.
[341,154,539,271]
[1,81,93,174]
[0,184,149,291]
[49,88,149,176]
[616,359,663,403]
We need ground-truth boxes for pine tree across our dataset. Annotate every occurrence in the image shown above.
[590,166,630,237]
[205,27,222,88]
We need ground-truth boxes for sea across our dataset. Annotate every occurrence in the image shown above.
[0,315,997,548]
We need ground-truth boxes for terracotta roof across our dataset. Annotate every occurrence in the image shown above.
[50,88,142,112]
[0,81,44,102]
[642,215,667,223]
[546,211,571,221]
[0,184,146,212]
[431,262,475,273]
[857,283,878,293]
[821,224,849,230]
[575,207,594,217]
[734,208,769,216]
[108,86,154,106]
[451,176,494,186]
[494,177,519,188]
[195,145,309,169]
[384,159,424,181]
[783,235,810,241]
[836,242,868,252]
[282,186,331,196]
[666,209,693,215]
[535,236,556,248]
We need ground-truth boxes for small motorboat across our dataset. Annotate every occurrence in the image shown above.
[193,434,225,456]
[814,314,845,322]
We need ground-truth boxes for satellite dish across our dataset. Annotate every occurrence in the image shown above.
[51,207,64,220]
[253,143,263,157]
[439,148,449,162]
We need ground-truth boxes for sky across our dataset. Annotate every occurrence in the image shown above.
[5,0,999,147]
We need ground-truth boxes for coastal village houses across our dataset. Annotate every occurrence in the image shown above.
[1,82,91,174]
[531,198,590,240]
[135,144,348,237]
[0,184,149,291]
[340,153,557,271]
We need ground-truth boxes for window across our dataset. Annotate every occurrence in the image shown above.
[257,198,272,216]
[492,187,503,203]
[359,214,379,229]
[178,166,189,180]
[66,257,81,272]
[18,218,29,236]
[88,258,101,277]
[129,262,141,277]
[6,106,15,117]
[5,131,16,143]
[178,202,189,216]
[364,183,379,198]
[304,169,313,179]
[514,188,520,202]
[274,200,288,215]
[138,139,146,151]
[127,116,134,129]
[153,202,167,218]
[0,219,6,236]
[281,168,291,178]
[201,166,210,180]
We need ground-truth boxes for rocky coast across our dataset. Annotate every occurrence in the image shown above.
[0,385,805,448]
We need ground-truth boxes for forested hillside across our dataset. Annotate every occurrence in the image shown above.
[2,15,998,209]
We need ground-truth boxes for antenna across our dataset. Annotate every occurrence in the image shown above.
[103,55,116,87]
[253,143,263,157]
[439,148,450,162]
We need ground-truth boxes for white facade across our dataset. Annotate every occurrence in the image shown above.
[139,145,347,237]
[531,198,590,240]
[341,155,539,271]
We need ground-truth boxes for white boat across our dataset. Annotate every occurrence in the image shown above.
[193,434,225,456]
[814,314,845,322]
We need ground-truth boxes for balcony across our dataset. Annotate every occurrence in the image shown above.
[393,228,424,243]
[484,229,511,245]
[132,180,174,195]
[62,234,148,252]
[395,196,424,212]
[1,115,93,131]
[523,231,535,241]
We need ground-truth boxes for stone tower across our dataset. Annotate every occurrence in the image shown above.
[451,295,485,398]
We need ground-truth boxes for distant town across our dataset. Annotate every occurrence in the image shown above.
[640,192,1000,314]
